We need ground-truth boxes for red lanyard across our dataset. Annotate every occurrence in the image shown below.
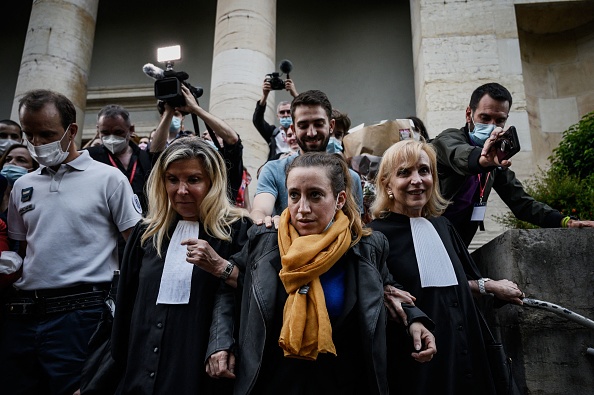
[477,173,490,203]
[107,154,137,185]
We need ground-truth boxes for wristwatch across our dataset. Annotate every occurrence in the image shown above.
[220,261,235,281]
[478,278,492,295]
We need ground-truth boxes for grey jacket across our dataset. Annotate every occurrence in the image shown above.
[206,225,431,395]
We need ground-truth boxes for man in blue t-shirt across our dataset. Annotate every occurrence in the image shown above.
[251,90,363,227]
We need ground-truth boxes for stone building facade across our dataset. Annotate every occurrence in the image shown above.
[2,0,593,248]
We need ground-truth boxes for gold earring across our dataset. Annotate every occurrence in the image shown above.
[387,190,394,200]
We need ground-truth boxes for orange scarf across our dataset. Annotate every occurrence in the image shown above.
[277,208,351,360]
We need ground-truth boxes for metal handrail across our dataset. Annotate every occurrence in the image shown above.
[522,298,594,330]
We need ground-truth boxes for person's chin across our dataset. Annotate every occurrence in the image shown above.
[295,222,321,236]
[305,142,325,152]
[407,199,427,211]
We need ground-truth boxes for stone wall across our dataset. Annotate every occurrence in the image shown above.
[471,228,594,394]
[410,0,532,250]
[516,1,594,170]
[410,0,594,251]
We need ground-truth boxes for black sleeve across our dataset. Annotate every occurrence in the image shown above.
[111,221,144,363]
[445,218,482,281]
[252,100,276,142]
[205,223,255,361]
[375,232,435,331]
[86,146,108,163]
[222,138,244,203]
[493,167,564,229]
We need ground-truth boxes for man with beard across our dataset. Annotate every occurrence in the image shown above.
[250,90,363,226]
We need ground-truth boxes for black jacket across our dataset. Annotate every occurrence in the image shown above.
[87,142,156,213]
[252,101,283,161]
[206,225,432,395]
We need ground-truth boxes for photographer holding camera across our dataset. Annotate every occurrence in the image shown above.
[431,82,594,247]
[152,86,244,204]
[152,102,188,148]
[253,63,299,162]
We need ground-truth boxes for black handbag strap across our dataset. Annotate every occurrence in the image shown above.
[476,304,498,344]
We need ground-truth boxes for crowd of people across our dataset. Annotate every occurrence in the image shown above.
[0,77,591,395]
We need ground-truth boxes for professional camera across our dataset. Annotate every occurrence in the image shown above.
[154,69,203,108]
[266,59,293,90]
[143,45,203,110]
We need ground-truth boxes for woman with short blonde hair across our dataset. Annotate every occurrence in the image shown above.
[369,139,524,395]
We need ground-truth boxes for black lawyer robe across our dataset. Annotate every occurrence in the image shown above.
[369,213,497,395]
[111,218,250,395]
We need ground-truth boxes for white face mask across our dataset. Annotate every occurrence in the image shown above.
[26,125,72,167]
[0,139,18,156]
[101,135,128,154]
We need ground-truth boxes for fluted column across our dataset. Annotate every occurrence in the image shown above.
[210,0,277,186]
[11,0,99,146]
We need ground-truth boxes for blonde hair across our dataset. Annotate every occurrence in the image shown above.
[370,139,449,219]
[141,137,246,255]
[287,152,371,246]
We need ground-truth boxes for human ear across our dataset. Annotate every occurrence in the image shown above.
[336,190,347,210]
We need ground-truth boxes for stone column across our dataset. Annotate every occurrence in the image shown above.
[11,0,99,147]
[210,0,277,189]
[409,0,531,249]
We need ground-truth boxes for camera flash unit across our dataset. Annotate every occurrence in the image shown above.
[157,45,181,69]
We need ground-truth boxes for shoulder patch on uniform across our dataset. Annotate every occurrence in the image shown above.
[132,194,143,214]
[21,187,33,202]
[19,204,35,215]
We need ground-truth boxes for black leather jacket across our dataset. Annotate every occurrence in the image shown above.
[206,225,431,395]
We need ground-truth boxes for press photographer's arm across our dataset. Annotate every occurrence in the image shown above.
[259,77,298,107]
[178,86,238,144]
[151,102,174,152]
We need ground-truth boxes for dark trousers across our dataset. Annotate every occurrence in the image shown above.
[0,305,103,395]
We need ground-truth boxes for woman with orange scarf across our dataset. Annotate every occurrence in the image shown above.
[205,152,436,395]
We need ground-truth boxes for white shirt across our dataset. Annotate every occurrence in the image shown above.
[8,150,142,290]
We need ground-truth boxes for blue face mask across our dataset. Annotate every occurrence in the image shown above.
[279,117,293,129]
[169,117,182,133]
[326,136,343,154]
[204,138,219,151]
[1,164,28,186]
[322,196,342,232]
[468,117,496,147]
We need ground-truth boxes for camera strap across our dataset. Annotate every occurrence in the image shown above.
[191,111,222,151]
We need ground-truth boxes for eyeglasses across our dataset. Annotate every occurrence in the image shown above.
[278,110,291,115]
